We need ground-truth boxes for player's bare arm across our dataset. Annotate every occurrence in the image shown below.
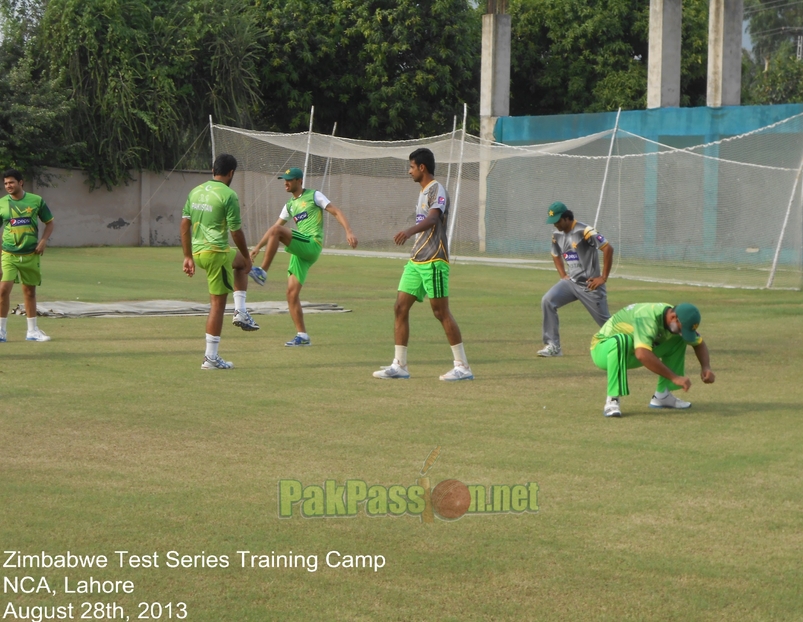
[394,208,440,245]
[587,243,614,290]
[551,254,569,280]
[693,341,716,383]
[34,220,55,255]
[250,218,287,259]
[180,218,195,277]
[635,346,692,391]
[325,204,358,248]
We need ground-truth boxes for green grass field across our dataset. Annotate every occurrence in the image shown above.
[2,247,802,621]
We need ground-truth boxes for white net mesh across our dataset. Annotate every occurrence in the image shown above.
[213,113,803,290]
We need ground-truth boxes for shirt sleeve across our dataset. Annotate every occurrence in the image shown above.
[279,204,290,221]
[182,197,192,219]
[551,234,560,257]
[583,226,608,250]
[632,310,660,351]
[314,191,331,210]
[428,184,447,213]
[225,193,242,232]
[38,200,54,223]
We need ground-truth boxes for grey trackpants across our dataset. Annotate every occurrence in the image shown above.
[541,279,610,348]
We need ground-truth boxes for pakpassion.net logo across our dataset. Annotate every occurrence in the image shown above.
[278,447,539,522]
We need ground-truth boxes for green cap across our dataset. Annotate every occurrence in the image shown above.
[546,201,568,224]
[674,303,701,342]
[278,167,303,180]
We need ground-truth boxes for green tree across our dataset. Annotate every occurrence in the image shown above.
[507,0,708,115]
[0,0,78,181]
[256,0,480,138]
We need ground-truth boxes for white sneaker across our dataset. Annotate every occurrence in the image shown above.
[649,392,691,409]
[537,344,562,357]
[373,362,410,379]
[439,365,474,381]
[0,329,6,342]
[603,397,622,417]
[26,328,51,342]
[201,355,234,370]
[232,310,260,331]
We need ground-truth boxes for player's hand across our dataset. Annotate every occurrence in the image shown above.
[701,368,715,384]
[34,240,48,255]
[347,233,358,249]
[674,376,692,392]
[586,276,606,290]
[183,257,195,277]
[249,248,260,261]
[394,230,410,245]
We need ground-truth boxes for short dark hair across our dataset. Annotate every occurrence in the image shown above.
[560,210,574,221]
[409,148,435,176]
[3,169,23,182]
[213,154,237,177]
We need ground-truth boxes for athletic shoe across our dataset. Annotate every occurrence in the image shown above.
[285,335,311,347]
[0,329,6,342]
[603,397,622,417]
[373,363,410,379]
[201,355,234,370]
[537,344,562,357]
[26,328,51,342]
[249,266,267,286]
[232,310,260,331]
[439,365,474,381]
[649,392,691,409]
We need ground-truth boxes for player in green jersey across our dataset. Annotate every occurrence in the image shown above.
[590,302,716,417]
[181,154,257,370]
[0,169,55,342]
[249,167,358,347]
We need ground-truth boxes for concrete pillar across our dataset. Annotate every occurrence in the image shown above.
[479,11,511,252]
[647,0,682,108]
[139,171,151,246]
[707,0,743,107]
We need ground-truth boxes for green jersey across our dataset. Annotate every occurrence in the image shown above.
[280,189,329,244]
[592,302,703,350]
[182,180,242,253]
[0,192,54,255]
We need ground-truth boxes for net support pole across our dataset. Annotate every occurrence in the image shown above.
[302,105,315,186]
[445,115,457,193]
[447,103,468,257]
[593,107,621,229]
[209,115,215,167]
[767,158,803,288]
[322,122,337,243]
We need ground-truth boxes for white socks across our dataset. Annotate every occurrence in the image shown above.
[394,345,408,367]
[450,343,468,368]
[654,389,670,399]
[27,317,37,333]
[233,291,247,313]
[205,334,220,358]
[298,332,309,340]
[0,317,7,332]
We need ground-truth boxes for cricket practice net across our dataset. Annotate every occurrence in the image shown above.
[212,112,803,290]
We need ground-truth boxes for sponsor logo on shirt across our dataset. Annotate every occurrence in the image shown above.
[437,196,446,205]
[9,217,32,226]
[293,211,309,223]
[563,251,580,262]
[596,235,605,243]
[415,214,426,224]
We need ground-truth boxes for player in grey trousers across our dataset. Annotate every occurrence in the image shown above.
[539,201,614,357]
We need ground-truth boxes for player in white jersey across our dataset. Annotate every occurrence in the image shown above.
[539,201,614,357]
[373,148,473,381]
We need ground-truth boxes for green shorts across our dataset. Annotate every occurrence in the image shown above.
[398,260,450,302]
[1,252,41,286]
[286,231,322,285]
[195,248,236,295]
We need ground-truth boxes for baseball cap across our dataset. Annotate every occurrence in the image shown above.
[278,167,303,180]
[674,303,701,342]
[546,201,568,224]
